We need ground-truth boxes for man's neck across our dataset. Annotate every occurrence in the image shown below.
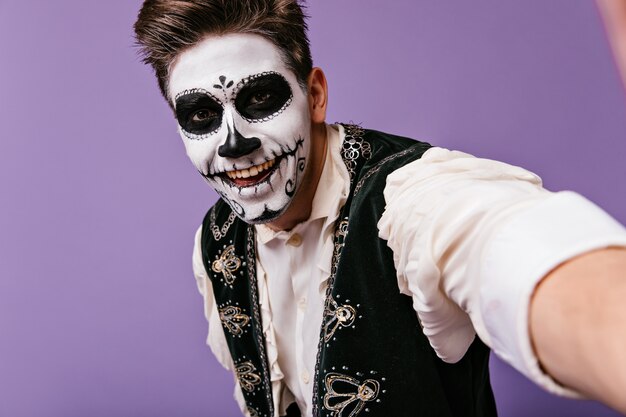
[267,122,328,231]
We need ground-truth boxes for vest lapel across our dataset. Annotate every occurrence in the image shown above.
[203,211,275,417]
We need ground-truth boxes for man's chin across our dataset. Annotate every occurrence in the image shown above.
[225,198,292,226]
[213,177,301,226]
[247,206,287,224]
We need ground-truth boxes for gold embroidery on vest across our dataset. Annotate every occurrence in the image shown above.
[341,125,372,181]
[354,145,421,196]
[323,296,357,342]
[235,361,262,393]
[323,372,381,417]
[219,305,250,337]
[209,206,236,240]
[211,244,242,286]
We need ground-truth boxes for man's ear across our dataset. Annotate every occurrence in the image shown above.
[307,67,328,124]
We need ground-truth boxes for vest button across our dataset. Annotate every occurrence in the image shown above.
[287,233,302,247]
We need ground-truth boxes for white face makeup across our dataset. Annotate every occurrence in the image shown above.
[169,34,311,223]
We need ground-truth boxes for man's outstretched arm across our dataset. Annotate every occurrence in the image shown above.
[530,2,626,413]
[531,247,626,414]
[379,150,626,407]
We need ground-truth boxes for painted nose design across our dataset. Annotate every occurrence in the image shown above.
[218,126,262,158]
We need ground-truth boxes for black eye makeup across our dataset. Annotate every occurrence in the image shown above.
[235,72,293,122]
[175,89,223,138]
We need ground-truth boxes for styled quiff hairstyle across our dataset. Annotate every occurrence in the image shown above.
[134,0,312,103]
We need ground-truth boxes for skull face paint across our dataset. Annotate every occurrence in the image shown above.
[169,34,311,223]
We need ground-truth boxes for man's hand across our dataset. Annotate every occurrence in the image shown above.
[530,247,626,414]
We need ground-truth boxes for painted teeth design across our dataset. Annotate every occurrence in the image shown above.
[225,159,276,180]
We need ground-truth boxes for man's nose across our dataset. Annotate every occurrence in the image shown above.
[218,126,262,158]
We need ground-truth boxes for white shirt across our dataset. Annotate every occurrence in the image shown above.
[192,124,626,417]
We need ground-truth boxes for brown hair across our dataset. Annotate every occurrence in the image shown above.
[134,0,312,103]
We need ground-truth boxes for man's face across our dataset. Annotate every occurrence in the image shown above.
[168,34,311,223]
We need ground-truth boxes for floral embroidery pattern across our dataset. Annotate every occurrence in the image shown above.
[219,305,250,337]
[211,244,242,286]
[235,361,262,393]
[324,373,381,417]
[323,296,357,342]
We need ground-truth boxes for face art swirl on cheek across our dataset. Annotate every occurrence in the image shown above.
[169,34,312,224]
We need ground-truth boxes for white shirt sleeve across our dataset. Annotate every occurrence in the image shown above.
[377,147,626,397]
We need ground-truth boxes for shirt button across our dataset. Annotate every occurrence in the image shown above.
[298,297,307,310]
[286,233,302,247]
[301,370,310,384]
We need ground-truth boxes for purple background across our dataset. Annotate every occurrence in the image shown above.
[1,1,625,416]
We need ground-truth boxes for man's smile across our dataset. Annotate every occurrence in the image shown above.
[224,158,277,187]
[201,136,305,190]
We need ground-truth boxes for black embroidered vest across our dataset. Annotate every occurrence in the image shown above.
[201,125,497,417]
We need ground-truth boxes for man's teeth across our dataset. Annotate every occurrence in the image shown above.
[225,159,276,180]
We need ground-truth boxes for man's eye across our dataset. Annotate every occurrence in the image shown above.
[175,92,223,136]
[234,73,292,121]
[249,91,273,106]
[191,109,217,123]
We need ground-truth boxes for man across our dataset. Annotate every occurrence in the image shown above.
[134,1,626,416]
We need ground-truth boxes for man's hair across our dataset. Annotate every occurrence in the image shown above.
[134,0,312,103]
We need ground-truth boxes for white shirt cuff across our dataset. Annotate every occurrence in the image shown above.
[479,191,626,397]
